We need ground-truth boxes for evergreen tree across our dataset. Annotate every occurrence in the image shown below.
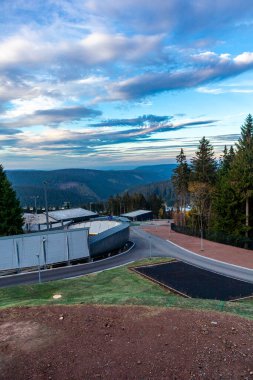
[219,145,235,175]
[229,114,253,244]
[172,148,190,225]
[147,193,163,218]
[190,137,217,184]
[0,165,24,236]
[211,145,240,236]
[188,137,217,233]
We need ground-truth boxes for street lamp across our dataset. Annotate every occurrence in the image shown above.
[43,181,49,230]
[36,254,41,284]
[31,195,39,214]
[149,235,152,259]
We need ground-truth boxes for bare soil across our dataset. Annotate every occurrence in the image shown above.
[0,305,253,379]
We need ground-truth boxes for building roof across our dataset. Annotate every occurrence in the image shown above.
[23,213,56,225]
[69,220,120,235]
[47,208,97,221]
[121,209,152,218]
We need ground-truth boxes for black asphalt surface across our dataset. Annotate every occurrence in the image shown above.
[0,226,253,288]
[134,261,253,301]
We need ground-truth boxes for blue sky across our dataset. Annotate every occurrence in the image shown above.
[1,0,253,170]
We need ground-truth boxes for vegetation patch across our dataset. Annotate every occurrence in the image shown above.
[0,258,252,320]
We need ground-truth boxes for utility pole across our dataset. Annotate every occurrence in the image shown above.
[36,254,41,284]
[31,195,39,214]
[43,181,49,230]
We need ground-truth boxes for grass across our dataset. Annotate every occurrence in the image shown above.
[0,257,252,320]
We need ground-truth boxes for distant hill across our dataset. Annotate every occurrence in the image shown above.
[127,179,175,206]
[133,164,175,179]
[6,164,176,207]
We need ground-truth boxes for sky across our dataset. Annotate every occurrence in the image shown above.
[1,0,253,170]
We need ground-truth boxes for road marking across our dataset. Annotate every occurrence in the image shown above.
[65,261,135,280]
[166,239,253,272]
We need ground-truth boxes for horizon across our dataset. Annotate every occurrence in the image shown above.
[6,162,176,172]
[1,1,252,170]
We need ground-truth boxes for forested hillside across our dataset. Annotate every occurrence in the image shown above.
[128,180,175,206]
[172,115,253,248]
[6,164,176,207]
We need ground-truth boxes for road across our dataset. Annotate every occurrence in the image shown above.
[0,226,252,287]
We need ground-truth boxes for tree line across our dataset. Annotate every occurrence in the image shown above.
[87,192,167,219]
[172,114,253,248]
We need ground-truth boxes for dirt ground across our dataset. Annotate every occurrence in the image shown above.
[141,223,253,269]
[0,305,253,380]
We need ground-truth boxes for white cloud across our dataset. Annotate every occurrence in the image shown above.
[0,30,163,70]
[3,96,62,119]
[234,52,253,65]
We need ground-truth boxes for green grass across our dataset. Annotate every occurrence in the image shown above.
[0,258,252,320]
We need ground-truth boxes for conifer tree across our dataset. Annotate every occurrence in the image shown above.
[230,114,253,244]
[189,137,217,234]
[211,145,240,236]
[190,137,217,184]
[0,164,24,236]
[172,148,190,225]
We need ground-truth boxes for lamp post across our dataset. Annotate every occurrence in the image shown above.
[149,235,152,260]
[36,254,41,284]
[43,181,49,230]
[31,195,39,214]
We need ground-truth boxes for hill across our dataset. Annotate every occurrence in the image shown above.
[128,179,175,206]
[6,164,176,207]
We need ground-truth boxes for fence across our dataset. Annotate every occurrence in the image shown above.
[0,228,90,271]
[171,224,253,250]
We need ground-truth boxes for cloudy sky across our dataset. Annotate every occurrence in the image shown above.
[1,0,253,170]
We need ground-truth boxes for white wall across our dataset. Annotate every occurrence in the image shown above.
[0,228,89,271]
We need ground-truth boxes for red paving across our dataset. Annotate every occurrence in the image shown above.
[141,224,253,269]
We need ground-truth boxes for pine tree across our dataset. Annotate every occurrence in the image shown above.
[172,148,190,225]
[189,137,217,234]
[219,145,235,175]
[190,137,217,184]
[230,114,253,245]
[211,145,240,236]
[0,165,24,236]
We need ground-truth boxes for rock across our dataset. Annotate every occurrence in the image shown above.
[59,316,64,320]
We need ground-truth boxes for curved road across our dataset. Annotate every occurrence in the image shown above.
[0,226,252,287]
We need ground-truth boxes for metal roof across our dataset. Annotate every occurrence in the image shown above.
[89,222,129,244]
[23,213,57,224]
[48,208,97,221]
[69,220,120,235]
[121,209,152,218]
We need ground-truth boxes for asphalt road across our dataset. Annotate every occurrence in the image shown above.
[0,226,252,287]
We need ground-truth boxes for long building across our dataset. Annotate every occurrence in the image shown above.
[0,218,130,272]
[121,209,153,221]
[48,207,98,222]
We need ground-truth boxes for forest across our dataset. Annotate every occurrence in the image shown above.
[172,115,253,249]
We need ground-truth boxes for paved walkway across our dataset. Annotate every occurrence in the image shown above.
[141,224,253,269]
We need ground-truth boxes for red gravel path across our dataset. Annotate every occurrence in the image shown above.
[140,224,253,269]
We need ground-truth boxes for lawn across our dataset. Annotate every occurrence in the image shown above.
[0,258,252,319]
